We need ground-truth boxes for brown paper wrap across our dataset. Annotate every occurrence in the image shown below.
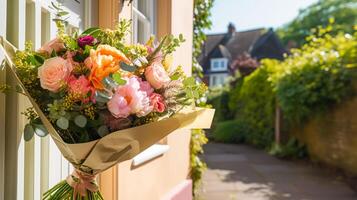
[0,36,215,175]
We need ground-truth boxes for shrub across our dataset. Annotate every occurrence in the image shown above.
[208,89,234,123]
[276,31,357,124]
[212,27,357,156]
[227,60,281,148]
[269,138,308,159]
[212,120,247,143]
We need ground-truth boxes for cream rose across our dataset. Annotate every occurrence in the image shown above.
[145,63,170,89]
[38,57,72,92]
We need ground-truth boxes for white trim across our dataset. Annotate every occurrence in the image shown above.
[209,73,228,87]
[133,7,150,24]
[132,144,170,166]
[210,58,228,72]
[132,0,156,43]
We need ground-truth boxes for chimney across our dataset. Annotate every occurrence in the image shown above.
[220,23,236,45]
[228,23,236,34]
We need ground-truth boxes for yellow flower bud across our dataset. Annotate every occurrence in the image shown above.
[163,54,173,72]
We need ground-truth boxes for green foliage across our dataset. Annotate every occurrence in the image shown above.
[96,19,131,51]
[190,0,214,195]
[208,90,233,123]
[147,34,185,62]
[80,27,102,37]
[277,0,357,46]
[269,138,308,159]
[213,26,357,156]
[227,61,279,148]
[183,77,207,106]
[276,30,357,123]
[192,0,214,77]
[112,73,127,85]
[190,129,208,193]
[212,120,246,143]
[161,34,186,56]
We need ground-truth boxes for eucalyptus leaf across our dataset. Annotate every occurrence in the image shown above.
[74,115,87,128]
[97,125,109,137]
[120,62,137,72]
[59,110,66,116]
[33,124,48,137]
[95,91,111,103]
[24,124,34,141]
[56,117,69,130]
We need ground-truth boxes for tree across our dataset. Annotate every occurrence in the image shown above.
[277,0,357,46]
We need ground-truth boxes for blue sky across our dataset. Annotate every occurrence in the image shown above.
[207,0,319,34]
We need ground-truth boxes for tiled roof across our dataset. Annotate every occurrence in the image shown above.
[199,28,265,69]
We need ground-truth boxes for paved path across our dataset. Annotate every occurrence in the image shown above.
[197,143,356,200]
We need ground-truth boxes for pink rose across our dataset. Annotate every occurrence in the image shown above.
[67,75,95,103]
[38,38,65,54]
[38,57,72,92]
[107,76,152,118]
[150,93,165,113]
[145,63,170,89]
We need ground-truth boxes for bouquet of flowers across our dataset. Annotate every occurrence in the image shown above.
[0,7,214,200]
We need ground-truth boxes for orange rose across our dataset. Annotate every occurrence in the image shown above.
[88,45,130,89]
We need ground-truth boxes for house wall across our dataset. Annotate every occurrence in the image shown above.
[98,0,194,199]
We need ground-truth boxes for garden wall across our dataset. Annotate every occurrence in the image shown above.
[292,84,357,175]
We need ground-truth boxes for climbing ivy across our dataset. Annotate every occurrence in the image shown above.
[192,0,214,77]
[190,0,214,196]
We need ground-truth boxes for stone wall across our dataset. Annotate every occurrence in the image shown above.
[292,95,357,175]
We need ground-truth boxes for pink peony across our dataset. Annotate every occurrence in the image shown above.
[38,38,65,54]
[38,57,72,92]
[107,76,152,118]
[145,63,170,89]
[150,93,165,113]
[107,92,132,118]
[67,75,95,103]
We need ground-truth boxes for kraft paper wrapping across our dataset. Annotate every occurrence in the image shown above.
[0,37,215,175]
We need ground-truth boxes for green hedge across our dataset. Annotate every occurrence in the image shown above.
[212,27,357,151]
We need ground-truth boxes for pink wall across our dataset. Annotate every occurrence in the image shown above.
[115,0,194,199]
[161,180,192,200]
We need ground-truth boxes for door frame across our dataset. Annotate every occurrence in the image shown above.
[1,1,97,199]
